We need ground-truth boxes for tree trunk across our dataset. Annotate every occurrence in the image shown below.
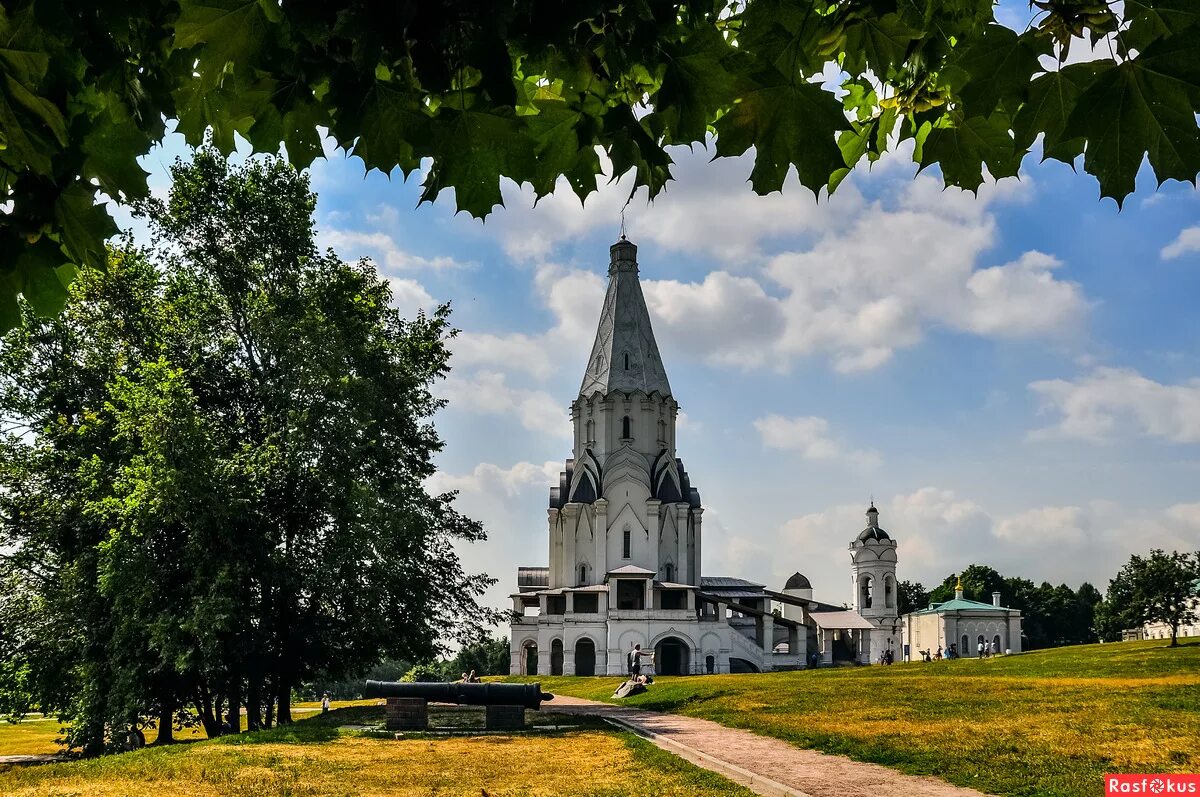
[154,703,175,745]
[247,677,261,732]
[277,678,292,725]
[196,688,219,739]
[1171,624,1179,647]
[227,675,241,735]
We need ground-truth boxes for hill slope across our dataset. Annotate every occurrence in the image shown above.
[516,640,1200,797]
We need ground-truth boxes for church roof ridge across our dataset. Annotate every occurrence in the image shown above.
[578,238,672,399]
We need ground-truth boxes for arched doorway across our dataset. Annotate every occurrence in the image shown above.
[993,634,1002,653]
[575,638,596,676]
[523,642,538,675]
[654,636,691,675]
[550,639,564,675]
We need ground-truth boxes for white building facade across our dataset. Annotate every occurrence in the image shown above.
[509,239,877,675]
[903,581,1024,659]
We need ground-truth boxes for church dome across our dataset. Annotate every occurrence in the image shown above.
[857,525,891,542]
[783,572,811,590]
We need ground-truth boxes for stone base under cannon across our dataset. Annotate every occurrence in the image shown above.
[385,698,428,730]
[484,704,524,730]
[384,697,528,731]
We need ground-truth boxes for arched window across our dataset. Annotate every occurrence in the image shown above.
[622,528,631,559]
[578,564,587,586]
[885,576,895,609]
[585,419,595,444]
[624,352,630,370]
[860,576,873,609]
[657,419,666,443]
[664,563,674,582]
[621,415,631,439]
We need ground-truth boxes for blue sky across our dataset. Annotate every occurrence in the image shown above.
[117,42,1200,619]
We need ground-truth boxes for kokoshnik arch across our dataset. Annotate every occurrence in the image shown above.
[508,238,1023,675]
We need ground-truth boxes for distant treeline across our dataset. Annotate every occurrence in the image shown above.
[302,635,510,700]
[898,549,1200,650]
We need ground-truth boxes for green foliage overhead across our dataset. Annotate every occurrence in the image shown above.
[2,0,1199,329]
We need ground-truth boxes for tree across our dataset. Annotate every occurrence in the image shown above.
[442,635,512,679]
[1105,550,1200,647]
[2,0,1199,328]
[0,149,496,753]
[896,580,929,615]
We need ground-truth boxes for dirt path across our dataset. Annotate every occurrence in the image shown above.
[551,696,988,797]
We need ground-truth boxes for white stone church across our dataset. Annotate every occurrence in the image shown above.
[510,239,941,675]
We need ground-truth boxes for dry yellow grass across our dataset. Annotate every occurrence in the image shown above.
[0,701,381,757]
[522,640,1200,797]
[0,730,756,797]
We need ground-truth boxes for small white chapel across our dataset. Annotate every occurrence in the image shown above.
[508,238,918,675]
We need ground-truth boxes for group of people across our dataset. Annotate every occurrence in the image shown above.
[877,649,896,665]
[918,640,1001,662]
[920,643,957,661]
[456,670,481,683]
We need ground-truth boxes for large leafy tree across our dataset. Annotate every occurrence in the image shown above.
[0,150,494,752]
[2,0,1199,329]
[1100,549,1200,647]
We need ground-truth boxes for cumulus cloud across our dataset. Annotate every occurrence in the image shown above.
[1162,226,1200,260]
[428,460,560,497]
[320,228,468,271]
[385,276,436,314]
[643,271,786,368]
[753,414,881,468]
[1029,367,1200,443]
[764,176,1088,372]
[438,371,569,438]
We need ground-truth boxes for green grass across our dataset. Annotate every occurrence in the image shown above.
[512,640,1200,797]
[0,704,758,796]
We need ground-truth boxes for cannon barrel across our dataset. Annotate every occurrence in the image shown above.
[363,680,554,710]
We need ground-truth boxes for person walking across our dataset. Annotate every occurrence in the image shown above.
[321,692,331,713]
[977,639,985,659]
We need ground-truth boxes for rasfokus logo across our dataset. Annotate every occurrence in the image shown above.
[1107,775,1200,794]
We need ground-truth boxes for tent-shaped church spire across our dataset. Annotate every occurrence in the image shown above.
[578,237,672,398]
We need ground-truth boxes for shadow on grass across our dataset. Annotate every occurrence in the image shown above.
[215,706,383,747]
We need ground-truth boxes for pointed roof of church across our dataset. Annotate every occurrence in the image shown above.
[579,237,672,398]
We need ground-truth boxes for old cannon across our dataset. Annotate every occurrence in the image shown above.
[363,680,554,731]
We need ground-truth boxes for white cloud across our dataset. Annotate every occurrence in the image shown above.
[753,414,881,468]
[385,276,436,314]
[1029,367,1200,443]
[428,460,560,497]
[1162,226,1200,260]
[764,176,1088,372]
[643,271,786,368]
[438,371,569,438]
[320,228,468,271]
[993,505,1089,545]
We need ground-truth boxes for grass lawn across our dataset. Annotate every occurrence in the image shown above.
[0,705,757,796]
[0,700,377,757]
[513,639,1200,797]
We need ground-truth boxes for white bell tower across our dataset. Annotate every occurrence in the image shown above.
[849,504,899,663]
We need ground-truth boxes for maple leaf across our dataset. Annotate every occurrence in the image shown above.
[714,75,848,194]
[1063,32,1200,203]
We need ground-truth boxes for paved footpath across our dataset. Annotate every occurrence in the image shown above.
[551,696,988,797]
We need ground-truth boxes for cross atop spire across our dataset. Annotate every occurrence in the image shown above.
[579,238,672,398]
